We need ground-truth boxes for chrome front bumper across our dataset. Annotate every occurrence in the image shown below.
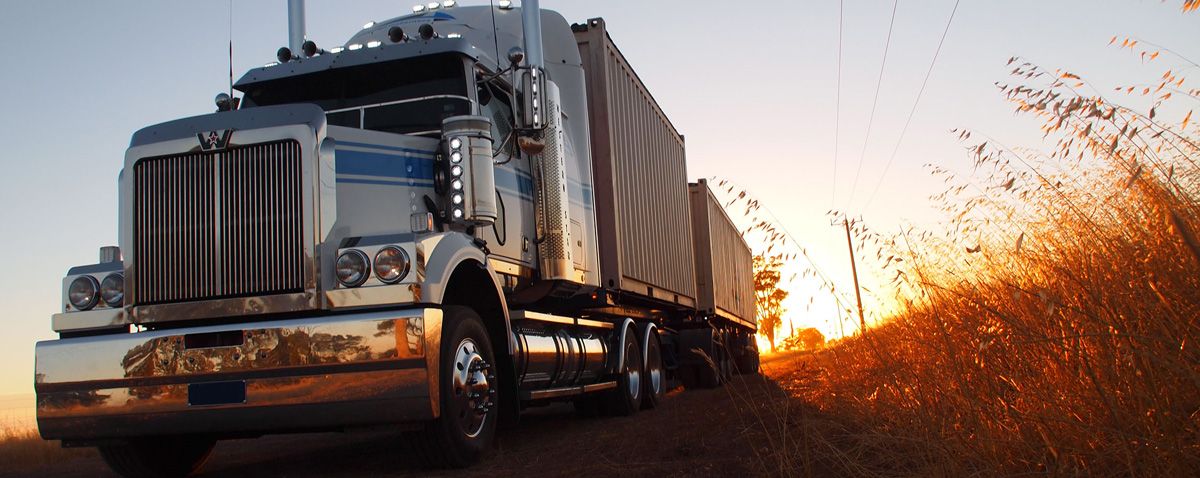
[35,308,443,441]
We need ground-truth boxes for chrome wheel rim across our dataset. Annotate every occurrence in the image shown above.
[450,338,493,438]
[625,334,641,402]
[646,337,663,397]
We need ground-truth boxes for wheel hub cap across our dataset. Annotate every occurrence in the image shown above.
[451,339,494,438]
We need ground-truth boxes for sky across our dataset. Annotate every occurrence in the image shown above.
[0,1,1195,396]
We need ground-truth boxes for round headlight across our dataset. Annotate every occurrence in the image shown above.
[336,250,370,287]
[450,138,462,150]
[100,273,124,307]
[68,276,100,311]
[453,208,464,219]
[450,152,462,163]
[450,165,463,177]
[373,246,410,284]
[452,193,463,205]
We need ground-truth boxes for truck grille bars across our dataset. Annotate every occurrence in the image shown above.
[132,140,304,305]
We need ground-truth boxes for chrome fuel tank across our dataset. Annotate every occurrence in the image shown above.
[510,312,610,390]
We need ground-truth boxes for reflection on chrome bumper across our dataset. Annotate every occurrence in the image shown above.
[35,308,443,441]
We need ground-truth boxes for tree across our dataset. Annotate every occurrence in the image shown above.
[754,253,789,352]
[797,327,825,350]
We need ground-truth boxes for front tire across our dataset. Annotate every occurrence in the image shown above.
[409,306,498,468]
[98,436,215,478]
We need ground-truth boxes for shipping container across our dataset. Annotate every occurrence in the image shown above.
[689,179,756,329]
[573,18,697,308]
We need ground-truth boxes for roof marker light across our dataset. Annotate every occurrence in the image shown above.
[428,2,440,10]
[498,0,512,9]
[443,0,456,7]
[330,46,345,53]
[413,4,426,13]
[363,21,376,29]
[348,43,363,51]
[447,33,462,39]
[367,40,382,48]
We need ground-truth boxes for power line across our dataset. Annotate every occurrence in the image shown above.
[712,177,860,317]
[862,0,961,211]
[846,0,899,210]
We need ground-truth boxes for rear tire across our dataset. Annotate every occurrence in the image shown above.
[98,436,214,478]
[603,324,643,415]
[640,326,666,409]
[408,306,498,468]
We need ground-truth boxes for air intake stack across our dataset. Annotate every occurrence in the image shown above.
[288,0,306,56]
[522,0,577,286]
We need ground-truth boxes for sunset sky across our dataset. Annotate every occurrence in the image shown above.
[0,1,1195,396]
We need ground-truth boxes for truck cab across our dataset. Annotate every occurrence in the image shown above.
[36,3,756,476]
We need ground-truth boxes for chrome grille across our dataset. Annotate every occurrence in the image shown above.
[133,140,304,305]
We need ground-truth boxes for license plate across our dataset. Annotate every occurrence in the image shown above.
[188,381,247,407]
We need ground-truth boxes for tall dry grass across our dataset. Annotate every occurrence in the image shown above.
[0,424,94,472]
[767,50,1200,476]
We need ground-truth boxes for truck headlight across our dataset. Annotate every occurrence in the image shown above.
[100,273,124,307]
[373,246,410,284]
[336,250,370,288]
[68,276,100,311]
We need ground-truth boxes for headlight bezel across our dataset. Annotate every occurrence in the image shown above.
[336,249,371,288]
[373,246,411,284]
[100,273,125,307]
[68,276,100,311]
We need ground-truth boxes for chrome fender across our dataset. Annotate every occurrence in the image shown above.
[416,232,512,353]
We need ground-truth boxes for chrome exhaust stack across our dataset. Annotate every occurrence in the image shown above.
[287,0,306,56]
[521,0,544,73]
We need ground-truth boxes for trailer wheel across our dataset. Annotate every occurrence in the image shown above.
[718,331,734,382]
[679,327,723,389]
[603,324,643,415]
[736,339,760,375]
[679,363,700,390]
[409,306,498,468]
[640,325,666,409]
[98,436,215,478]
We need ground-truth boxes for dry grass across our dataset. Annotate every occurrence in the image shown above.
[752,52,1200,477]
[0,424,94,472]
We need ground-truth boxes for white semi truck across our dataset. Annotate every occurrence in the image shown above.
[34,2,757,476]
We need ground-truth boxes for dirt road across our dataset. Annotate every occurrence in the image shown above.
[3,353,807,478]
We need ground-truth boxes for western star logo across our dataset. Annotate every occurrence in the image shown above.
[198,129,233,151]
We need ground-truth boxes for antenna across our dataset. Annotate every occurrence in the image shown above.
[489,0,501,76]
[228,0,234,98]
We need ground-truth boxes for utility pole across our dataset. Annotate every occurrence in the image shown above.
[843,218,867,334]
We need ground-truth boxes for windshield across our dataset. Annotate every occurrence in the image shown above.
[238,53,471,136]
